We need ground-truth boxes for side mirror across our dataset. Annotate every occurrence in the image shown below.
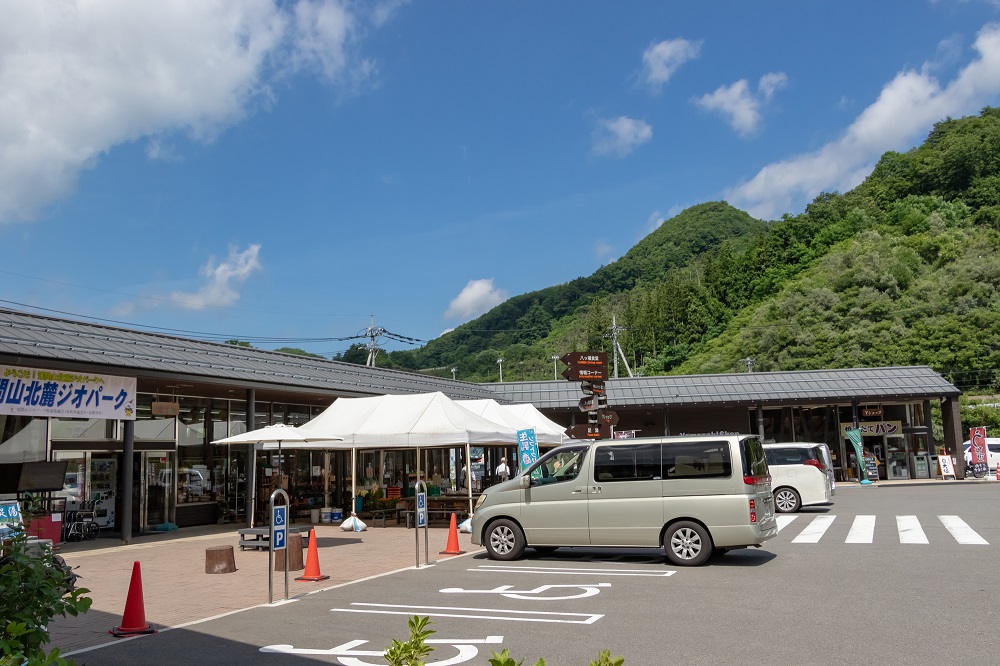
[519,475,531,490]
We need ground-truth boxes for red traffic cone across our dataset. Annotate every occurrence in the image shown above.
[295,529,330,582]
[439,513,466,556]
[110,561,157,637]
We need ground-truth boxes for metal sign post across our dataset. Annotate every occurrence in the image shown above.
[268,488,290,604]
[414,480,429,567]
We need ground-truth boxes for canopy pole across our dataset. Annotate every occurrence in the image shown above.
[323,450,330,509]
[351,447,357,516]
[466,442,473,514]
[417,446,422,487]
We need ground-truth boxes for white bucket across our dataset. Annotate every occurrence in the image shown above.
[310,508,321,523]
[320,507,332,523]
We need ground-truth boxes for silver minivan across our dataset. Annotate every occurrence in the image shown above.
[471,435,777,566]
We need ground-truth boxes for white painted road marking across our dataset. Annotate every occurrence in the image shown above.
[896,515,929,544]
[939,515,989,545]
[330,603,603,625]
[261,636,503,665]
[440,583,611,600]
[775,515,798,532]
[845,515,876,543]
[791,515,836,543]
[472,565,675,577]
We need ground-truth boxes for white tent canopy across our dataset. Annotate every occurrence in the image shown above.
[498,402,567,444]
[297,391,520,448]
[456,399,564,446]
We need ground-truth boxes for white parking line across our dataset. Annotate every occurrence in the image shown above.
[775,515,798,532]
[332,603,603,624]
[791,515,835,543]
[939,515,989,545]
[845,515,876,543]
[896,516,929,544]
[472,565,675,577]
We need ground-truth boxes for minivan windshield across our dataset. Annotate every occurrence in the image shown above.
[528,446,588,485]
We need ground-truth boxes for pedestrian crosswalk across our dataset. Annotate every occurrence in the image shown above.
[774,514,990,545]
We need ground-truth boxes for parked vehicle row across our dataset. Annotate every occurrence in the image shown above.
[763,442,835,513]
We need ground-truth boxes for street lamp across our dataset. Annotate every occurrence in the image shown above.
[450,367,457,380]
[551,354,560,381]
[497,358,504,383]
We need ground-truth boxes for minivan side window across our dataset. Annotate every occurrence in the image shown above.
[593,443,661,482]
[529,447,588,486]
[663,441,731,479]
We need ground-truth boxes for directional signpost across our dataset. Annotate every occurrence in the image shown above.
[560,352,616,440]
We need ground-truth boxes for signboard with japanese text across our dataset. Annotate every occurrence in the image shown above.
[0,500,22,534]
[969,427,988,476]
[0,365,136,420]
[560,352,608,382]
[517,428,539,468]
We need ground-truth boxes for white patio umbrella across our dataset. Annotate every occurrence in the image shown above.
[212,423,343,525]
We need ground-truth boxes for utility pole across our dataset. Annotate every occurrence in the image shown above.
[603,314,633,378]
[740,357,755,372]
[551,354,559,381]
[364,315,386,367]
[497,358,504,383]
[450,367,457,380]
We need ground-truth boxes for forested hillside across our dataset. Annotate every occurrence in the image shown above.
[376,108,1000,392]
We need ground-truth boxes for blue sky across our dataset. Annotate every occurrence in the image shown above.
[3,1,1000,361]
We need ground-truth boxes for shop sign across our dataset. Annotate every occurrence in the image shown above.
[840,421,902,437]
[0,364,136,420]
[861,407,883,418]
[0,500,22,532]
[151,401,180,416]
[969,426,989,476]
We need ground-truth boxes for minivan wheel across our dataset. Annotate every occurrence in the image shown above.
[774,487,801,513]
[485,519,526,561]
[664,521,712,566]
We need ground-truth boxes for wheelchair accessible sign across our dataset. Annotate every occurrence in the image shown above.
[272,505,287,551]
[416,491,427,528]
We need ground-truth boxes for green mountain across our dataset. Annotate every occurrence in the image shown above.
[382,108,1000,392]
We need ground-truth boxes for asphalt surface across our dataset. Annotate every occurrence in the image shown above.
[61,481,1000,665]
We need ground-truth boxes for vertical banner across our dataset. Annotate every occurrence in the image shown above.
[845,427,866,483]
[969,426,988,476]
[517,428,539,469]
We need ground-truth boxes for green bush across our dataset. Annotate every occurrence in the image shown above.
[0,530,92,666]
[382,616,623,666]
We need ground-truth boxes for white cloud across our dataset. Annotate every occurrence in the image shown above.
[594,240,614,260]
[444,278,508,321]
[0,1,391,224]
[645,210,664,233]
[694,72,787,136]
[642,38,701,92]
[592,116,653,158]
[112,243,263,315]
[165,244,263,310]
[727,23,1000,220]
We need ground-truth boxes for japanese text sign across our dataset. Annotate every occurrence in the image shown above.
[0,364,136,420]
[518,428,539,468]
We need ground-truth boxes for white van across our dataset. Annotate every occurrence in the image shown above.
[471,435,778,566]
[763,443,834,513]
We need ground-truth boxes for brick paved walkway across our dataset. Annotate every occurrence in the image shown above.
[49,521,479,656]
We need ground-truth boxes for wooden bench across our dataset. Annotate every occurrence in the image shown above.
[370,507,403,528]
[238,526,310,551]
[405,509,468,528]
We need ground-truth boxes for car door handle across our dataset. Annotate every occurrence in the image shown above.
[573,486,586,494]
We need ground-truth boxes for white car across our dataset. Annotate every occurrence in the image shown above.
[963,438,1000,472]
[763,443,835,513]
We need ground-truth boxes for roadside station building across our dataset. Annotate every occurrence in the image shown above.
[0,307,965,540]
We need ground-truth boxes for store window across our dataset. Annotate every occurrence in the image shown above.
[134,394,176,441]
[177,397,211,505]
[0,415,47,463]
[52,452,86,505]
[50,417,117,441]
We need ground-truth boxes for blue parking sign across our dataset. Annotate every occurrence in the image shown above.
[272,506,287,551]
[416,491,427,528]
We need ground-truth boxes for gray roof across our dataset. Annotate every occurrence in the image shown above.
[0,308,961,408]
[490,366,960,410]
[0,308,496,400]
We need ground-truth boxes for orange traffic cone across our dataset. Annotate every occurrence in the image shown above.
[439,513,466,556]
[295,529,330,582]
[110,561,157,637]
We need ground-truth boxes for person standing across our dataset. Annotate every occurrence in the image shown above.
[495,457,510,482]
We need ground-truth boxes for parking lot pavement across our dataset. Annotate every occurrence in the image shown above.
[49,522,479,656]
